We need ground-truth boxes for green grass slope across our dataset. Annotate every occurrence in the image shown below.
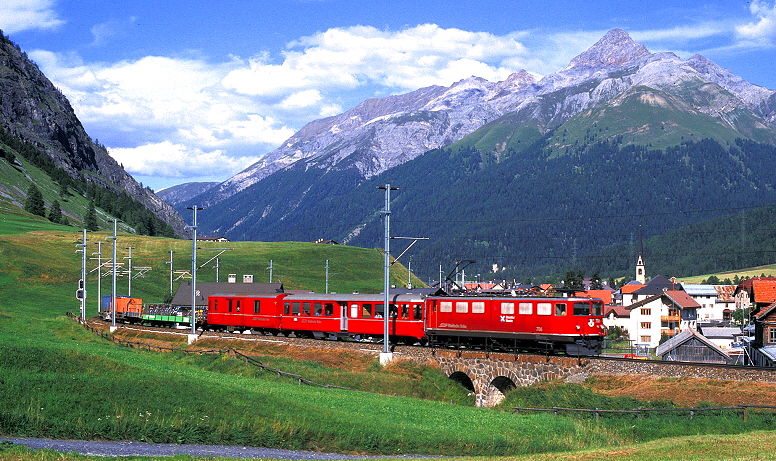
[1,213,775,458]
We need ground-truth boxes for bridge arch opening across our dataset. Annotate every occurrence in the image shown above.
[448,371,475,392]
[481,375,517,407]
[491,376,516,395]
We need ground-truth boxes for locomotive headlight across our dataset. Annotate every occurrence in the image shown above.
[576,325,581,331]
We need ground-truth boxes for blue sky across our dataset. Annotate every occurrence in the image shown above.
[2,0,776,190]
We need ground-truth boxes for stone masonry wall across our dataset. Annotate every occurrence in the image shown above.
[430,350,776,407]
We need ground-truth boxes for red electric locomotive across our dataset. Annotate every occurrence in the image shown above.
[425,295,606,355]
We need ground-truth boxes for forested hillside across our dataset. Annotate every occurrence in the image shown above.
[200,133,776,283]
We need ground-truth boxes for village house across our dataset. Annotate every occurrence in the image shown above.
[734,277,776,316]
[626,289,700,349]
[683,284,736,325]
[603,304,630,334]
[750,301,776,366]
[619,281,645,306]
[196,236,230,243]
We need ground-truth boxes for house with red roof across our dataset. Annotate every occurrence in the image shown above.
[619,281,645,306]
[735,277,776,317]
[603,304,630,333]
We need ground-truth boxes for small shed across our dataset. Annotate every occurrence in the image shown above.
[656,329,732,364]
[171,281,284,309]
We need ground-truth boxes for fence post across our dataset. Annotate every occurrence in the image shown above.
[595,408,599,422]
[689,410,694,420]
[743,406,749,422]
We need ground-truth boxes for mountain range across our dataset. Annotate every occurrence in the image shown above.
[0,32,186,236]
[173,28,776,282]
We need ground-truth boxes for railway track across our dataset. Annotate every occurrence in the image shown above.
[86,318,776,374]
[86,318,436,361]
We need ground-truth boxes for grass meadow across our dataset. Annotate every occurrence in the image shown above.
[1,210,776,460]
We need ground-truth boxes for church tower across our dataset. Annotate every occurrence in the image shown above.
[635,225,645,284]
[635,254,646,284]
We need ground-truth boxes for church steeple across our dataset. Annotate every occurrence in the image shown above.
[636,254,646,284]
[635,225,645,284]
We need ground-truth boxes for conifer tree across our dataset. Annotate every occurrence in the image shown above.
[85,200,99,231]
[48,200,62,223]
[23,184,45,217]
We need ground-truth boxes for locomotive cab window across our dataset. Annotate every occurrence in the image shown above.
[537,302,552,316]
[573,302,589,316]
[592,301,603,316]
[555,303,566,316]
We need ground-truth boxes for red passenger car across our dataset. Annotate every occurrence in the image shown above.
[279,293,426,343]
[425,295,606,355]
[206,292,285,334]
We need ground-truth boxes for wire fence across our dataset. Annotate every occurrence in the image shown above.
[513,404,776,421]
[67,312,357,391]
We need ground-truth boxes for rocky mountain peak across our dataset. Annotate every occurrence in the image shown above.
[567,28,650,70]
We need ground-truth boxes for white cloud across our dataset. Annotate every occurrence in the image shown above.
[89,17,136,47]
[737,0,776,43]
[223,24,527,97]
[0,0,64,34]
[109,142,259,179]
[280,89,323,109]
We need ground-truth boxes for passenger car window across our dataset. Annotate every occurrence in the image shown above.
[519,302,532,315]
[501,302,514,315]
[472,301,485,314]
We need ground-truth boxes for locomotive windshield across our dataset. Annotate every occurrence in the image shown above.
[573,302,589,316]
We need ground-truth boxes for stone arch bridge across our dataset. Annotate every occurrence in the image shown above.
[431,350,776,407]
[433,350,587,407]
